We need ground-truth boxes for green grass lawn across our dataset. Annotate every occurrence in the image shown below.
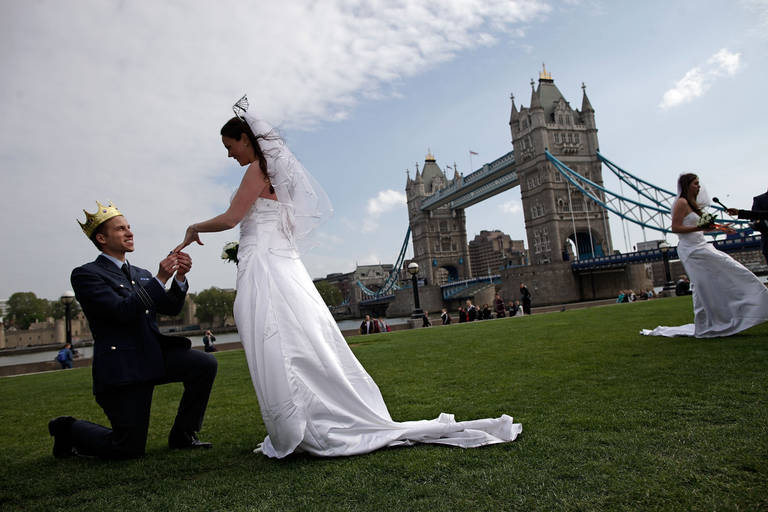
[1,297,767,511]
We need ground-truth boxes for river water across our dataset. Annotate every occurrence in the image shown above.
[0,317,412,368]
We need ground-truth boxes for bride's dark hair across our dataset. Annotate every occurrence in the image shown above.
[677,173,701,216]
[221,117,274,194]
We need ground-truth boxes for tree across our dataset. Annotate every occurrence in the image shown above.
[48,299,82,320]
[314,280,343,306]
[193,287,236,326]
[6,292,50,329]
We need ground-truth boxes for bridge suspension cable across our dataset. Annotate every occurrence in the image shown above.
[597,152,678,211]
[356,226,411,299]
[545,151,750,235]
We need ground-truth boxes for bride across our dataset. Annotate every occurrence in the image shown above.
[175,98,521,458]
[641,173,768,338]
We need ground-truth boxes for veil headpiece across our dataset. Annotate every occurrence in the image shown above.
[234,95,333,252]
[676,173,711,210]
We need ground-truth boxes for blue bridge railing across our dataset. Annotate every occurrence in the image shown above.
[572,235,762,271]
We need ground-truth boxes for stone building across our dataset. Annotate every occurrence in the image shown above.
[1,312,91,349]
[405,152,471,285]
[468,230,527,277]
[510,66,613,264]
[319,264,395,317]
[354,264,395,291]
[321,264,394,299]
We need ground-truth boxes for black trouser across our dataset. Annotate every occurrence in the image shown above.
[69,347,217,459]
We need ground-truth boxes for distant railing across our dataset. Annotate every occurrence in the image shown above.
[571,235,762,271]
[441,275,501,298]
[420,150,515,210]
[359,294,396,305]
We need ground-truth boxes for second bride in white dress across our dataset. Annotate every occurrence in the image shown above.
[176,100,521,458]
[641,173,768,338]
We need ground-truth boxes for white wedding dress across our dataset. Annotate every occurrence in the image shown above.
[641,212,768,338]
[233,197,521,458]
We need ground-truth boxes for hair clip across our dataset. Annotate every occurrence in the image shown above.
[233,94,249,121]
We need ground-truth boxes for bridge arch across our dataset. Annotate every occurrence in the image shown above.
[435,265,459,285]
[566,229,606,260]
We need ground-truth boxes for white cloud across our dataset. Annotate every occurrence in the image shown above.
[366,190,408,217]
[0,0,548,299]
[659,48,742,109]
[708,48,742,75]
[362,189,407,233]
[499,200,522,214]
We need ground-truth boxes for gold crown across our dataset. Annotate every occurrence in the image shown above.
[78,201,123,238]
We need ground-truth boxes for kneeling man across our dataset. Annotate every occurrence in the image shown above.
[49,201,217,459]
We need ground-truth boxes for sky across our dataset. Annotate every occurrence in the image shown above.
[2,0,767,301]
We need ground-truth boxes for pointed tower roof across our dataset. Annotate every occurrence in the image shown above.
[535,64,567,118]
[529,78,542,110]
[421,150,445,184]
[581,82,594,112]
[509,92,519,123]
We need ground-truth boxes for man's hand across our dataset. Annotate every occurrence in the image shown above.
[157,253,179,284]
[175,252,192,282]
[726,208,738,216]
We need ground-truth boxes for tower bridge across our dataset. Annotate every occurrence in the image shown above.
[346,66,762,316]
[406,65,612,290]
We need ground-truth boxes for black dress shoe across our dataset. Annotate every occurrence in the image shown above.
[48,416,77,458]
[169,431,212,450]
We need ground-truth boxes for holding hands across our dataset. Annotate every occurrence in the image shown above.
[174,225,203,254]
[157,251,193,284]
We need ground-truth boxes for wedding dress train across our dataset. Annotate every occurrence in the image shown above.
[641,212,768,338]
[234,198,521,458]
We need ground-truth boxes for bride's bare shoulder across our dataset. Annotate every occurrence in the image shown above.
[673,197,691,212]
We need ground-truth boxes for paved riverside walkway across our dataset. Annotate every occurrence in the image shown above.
[0,297,627,378]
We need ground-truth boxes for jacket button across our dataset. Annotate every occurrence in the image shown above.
[145,309,150,314]
[119,284,124,288]
[110,346,116,350]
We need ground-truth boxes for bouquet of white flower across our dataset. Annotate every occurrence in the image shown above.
[697,211,716,229]
[221,241,239,264]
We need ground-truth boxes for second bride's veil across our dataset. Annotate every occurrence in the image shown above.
[676,173,713,210]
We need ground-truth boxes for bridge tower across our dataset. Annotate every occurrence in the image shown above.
[406,153,472,285]
[510,66,613,263]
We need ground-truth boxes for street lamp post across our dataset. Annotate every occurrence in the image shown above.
[60,290,75,346]
[658,241,675,292]
[407,262,423,319]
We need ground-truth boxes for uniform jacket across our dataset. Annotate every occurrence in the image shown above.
[71,255,190,394]
[752,191,768,257]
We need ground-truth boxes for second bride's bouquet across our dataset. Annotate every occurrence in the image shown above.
[697,211,735,234]
[697,211,716,229]
[221,241,239,264]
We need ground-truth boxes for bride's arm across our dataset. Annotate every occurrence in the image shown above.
[174,162,269,251]
[670,198,703,234]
